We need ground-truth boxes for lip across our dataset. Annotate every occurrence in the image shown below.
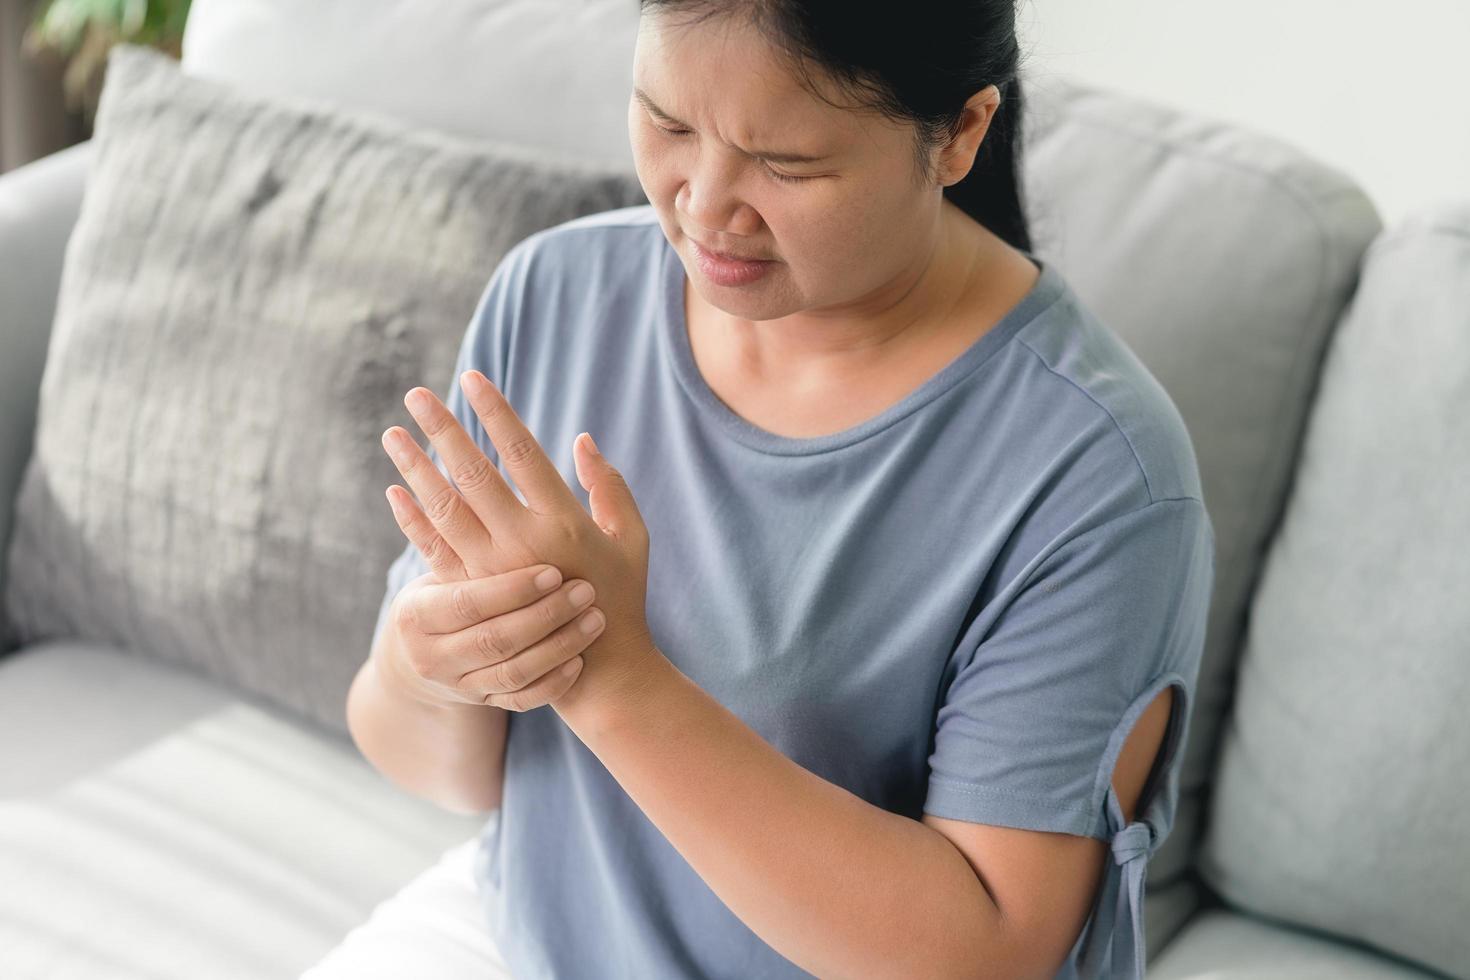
[695,239,772,263]
[689,238,776,287]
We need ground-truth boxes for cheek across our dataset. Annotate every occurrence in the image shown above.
[630,140,681,205]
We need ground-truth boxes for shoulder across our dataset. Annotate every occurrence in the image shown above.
[490,203,664,301]
[540,202,662,235]
[1006,274,1207,510]
[515,203,663,267]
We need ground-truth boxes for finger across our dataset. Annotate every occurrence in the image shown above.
[416,562,569,635]
[476,649,587,713]
[459,607,603,709]
[382,422,493,567]
[574,431,647,545]
[402,385,523,533]
[458,370,581,518]
[444,577,597,681]
[385,484,467,582]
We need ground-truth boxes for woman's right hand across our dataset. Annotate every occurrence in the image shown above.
[379,563,606,712]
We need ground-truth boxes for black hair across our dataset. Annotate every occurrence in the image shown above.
[637,0,1032,253]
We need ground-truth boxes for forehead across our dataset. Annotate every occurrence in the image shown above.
[632,13,866,142]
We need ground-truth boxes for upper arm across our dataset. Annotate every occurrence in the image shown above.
[922,686,1177,978]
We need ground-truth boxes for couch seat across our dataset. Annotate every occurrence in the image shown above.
[0,642,486,979]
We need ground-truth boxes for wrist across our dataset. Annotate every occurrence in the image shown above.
[554,636,672,736]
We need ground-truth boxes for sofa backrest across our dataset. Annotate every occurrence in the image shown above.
[1197,200,1470,979]
[180,0,642,171]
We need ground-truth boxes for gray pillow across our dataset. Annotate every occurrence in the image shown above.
[0,44,648,738]
[1197,202,1470,979]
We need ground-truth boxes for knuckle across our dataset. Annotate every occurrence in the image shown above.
[481,397,511,426]
[559,623,584,657]
[419,412,453,439]
[391,598,419,635]
[489,656,525,693]
[423,485,461,523]
[449,454,498,494]
[539,596,566,630]
[421,536,458,572]
[547,516,588,552]
[499,435,540,468]
[449,583,478,623]
[493,688,529,712]
[473,619,512,662]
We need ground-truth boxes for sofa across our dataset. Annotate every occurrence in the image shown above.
[1,2,1465,978]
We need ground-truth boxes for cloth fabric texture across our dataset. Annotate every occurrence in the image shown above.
[0,43,647,738]
[298,834,513,980]
[1198,203,1470,979]
[374,204,1216,979]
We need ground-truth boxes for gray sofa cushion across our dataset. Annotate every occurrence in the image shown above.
[1020,76,1384,925]
[0,44,647,738]
[1198,202,1470,979]
[1151,909,1446,979]
[0,141,91,629]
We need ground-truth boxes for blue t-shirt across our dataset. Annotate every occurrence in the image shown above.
[373,203,1215,979]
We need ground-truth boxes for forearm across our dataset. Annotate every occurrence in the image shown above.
[555,653,1013,980]
[347,632,508,816]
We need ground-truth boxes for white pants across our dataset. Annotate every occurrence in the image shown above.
[299,837,513,979]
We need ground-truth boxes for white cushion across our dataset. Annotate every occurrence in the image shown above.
[180,0,642,169]
[0,642,486,979]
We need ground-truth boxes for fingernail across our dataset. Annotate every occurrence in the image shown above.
[385,487,405,519]
[407,388,432,412]
[578,609,604,634]
[385,428,413,464]
[534,566,561,591]
[584,432,601,456]
[569,582,595,606]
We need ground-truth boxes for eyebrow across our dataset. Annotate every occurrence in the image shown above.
[633,86,831,165]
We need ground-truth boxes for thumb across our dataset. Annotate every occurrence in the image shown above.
[573,432,646,543]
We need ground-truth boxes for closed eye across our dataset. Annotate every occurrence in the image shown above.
[649,122,819,185]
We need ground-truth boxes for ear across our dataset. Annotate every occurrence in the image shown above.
[933,83,1003,188]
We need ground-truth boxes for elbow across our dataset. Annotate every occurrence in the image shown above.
[929,916,1055,980]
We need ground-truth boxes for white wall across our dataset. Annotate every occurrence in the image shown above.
[1017,0,1470,224]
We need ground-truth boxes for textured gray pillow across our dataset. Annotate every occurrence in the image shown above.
[0,44,648,738]
[1197,202,1470,979]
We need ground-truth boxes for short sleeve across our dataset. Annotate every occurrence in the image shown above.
[924,496,1213,979]
[368,239,536,651]
[924,496,1213,838]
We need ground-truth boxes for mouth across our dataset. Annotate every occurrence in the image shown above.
[688,237,777,287]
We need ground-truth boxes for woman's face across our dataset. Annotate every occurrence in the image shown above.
[629,12,995,331]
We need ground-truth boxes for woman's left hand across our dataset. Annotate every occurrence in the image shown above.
[385,369,664,719]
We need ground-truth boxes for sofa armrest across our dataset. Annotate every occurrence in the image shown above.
[0,140,91,641]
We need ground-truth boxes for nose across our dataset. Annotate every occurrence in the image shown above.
[676,154,762,238]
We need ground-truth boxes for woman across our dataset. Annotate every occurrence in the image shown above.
[318,2,1215,978]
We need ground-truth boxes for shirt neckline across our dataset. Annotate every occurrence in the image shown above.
[658,230,1068,456]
